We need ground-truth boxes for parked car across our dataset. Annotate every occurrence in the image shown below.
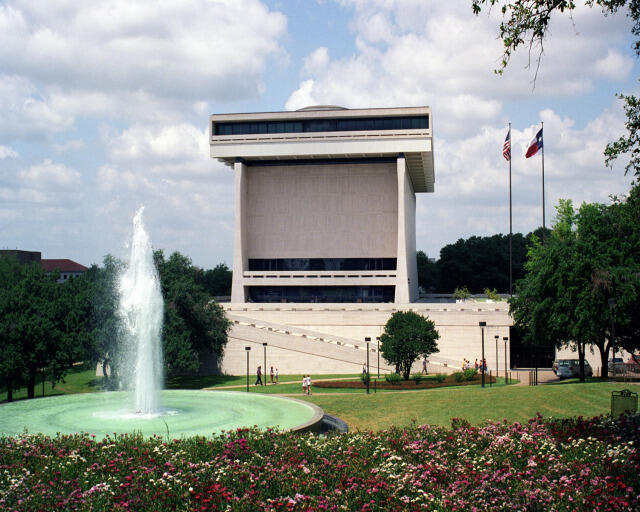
[553,359,593,379]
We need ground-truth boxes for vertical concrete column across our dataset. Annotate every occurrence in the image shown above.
[395,157,410,303]
[395,156,419,304]
[231,160,247,303]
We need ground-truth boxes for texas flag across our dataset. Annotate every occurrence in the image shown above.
[525,127,543,158]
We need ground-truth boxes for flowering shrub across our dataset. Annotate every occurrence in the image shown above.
[1,413,639,511]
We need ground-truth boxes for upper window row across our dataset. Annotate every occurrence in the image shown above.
[213,116,429,136]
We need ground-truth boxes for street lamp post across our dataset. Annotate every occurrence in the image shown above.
[365,337,371,395]
[494,334,499,383]
[245,346,251,392]
[376,337,380,379]
[608,298,617,378]
[479,322,486,388]
[503,336,509,381]
[262,342,267,386]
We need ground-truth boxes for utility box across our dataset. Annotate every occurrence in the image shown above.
[611,389,638,417]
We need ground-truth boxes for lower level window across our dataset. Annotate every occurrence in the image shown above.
[248,285,395,303]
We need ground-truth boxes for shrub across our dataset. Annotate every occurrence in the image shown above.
[454,286,470,301]
[359,372,370,385]
[462,368,478,381]
[484,287,502,301]
[435,373,446,383]
[412,374,423,384]
[453,371,464,382]
[384,372,402,384]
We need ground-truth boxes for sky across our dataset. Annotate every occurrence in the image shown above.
[0,0,638,268]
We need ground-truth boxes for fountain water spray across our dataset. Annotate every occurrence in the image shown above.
[118,207,164,414]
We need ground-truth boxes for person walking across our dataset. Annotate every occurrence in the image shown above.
[302,375,308,395]
[275,367,279,384]
[270,366,274,384]
[422,358,428,375]
[255,365,263,386]
[307,375,312,395]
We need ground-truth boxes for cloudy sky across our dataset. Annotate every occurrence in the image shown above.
[0,0,637,268]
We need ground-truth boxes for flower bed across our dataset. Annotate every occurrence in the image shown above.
[315,374,495,390]
[1,414,638,511]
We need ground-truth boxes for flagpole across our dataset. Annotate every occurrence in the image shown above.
[541,121,546,244]
[508,122,513,296]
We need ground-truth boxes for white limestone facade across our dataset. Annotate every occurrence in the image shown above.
[220,302,513,376]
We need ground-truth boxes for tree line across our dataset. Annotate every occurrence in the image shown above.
[0,252,231,402]
[416,228,549,293]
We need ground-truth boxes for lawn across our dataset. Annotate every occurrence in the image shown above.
[303,381,634,430]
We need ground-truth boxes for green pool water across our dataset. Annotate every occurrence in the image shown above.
[0,390,322,438]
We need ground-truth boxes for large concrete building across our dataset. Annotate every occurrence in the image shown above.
[210,106,434,304]
[210,106,512,375]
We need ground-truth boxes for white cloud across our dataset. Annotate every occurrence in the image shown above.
[102,122,219,180]
[18,159,82,189]
[287,0,635,131]
[594,50,634,80]
[0,75,73,138]
[0,1,286,101]
[0,145,18,159]
[0,0,287,138]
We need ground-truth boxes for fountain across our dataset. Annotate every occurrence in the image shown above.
[117,206,164,415]
[0,209,323,438]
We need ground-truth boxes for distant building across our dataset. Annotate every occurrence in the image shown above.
[41,259,88,283]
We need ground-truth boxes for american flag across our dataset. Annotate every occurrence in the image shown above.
[503,128,511,161]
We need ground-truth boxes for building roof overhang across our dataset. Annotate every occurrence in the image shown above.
[209,106,435,193]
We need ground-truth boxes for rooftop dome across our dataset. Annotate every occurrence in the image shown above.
[296,105,347,111]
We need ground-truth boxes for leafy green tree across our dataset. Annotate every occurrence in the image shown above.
[0,258,82,399]
[436,233,529,293]
[472,0,640,180]
[509,201,591,380]
[380,311,440,380]
[198,263,232,297]
[0,255,27,401]
[154,251,231,375]
[454,286,471,301]
[510,199,640,379]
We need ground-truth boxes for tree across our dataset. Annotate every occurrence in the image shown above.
[379,311,440,380]
[0,257,83,399]
[510,199,640,380]
[509,201,592,380]
[436,233,529,293]
[472,0,640,180]
[154,251,231,375]
[0,255,27,402]
[416,250,439,292]
[198,263,232,297]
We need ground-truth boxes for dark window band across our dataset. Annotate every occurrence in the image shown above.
[248,285,395,303]
[249,258,397,272]
[214,116,428,136]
